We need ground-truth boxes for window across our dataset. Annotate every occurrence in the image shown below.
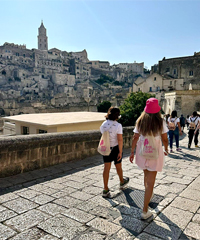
[22,126,29,135]
[157,87,160,91]
[166,68,170,72]
[38,129,47,134]
[174,69,177,74]
[138,88,140,91]
[149,87,152,92]
[189,70,193,76]
[154,77,156,81]
[170,81,172,85]
[23,54,25,58]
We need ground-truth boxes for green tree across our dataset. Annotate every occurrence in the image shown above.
[97,100,111,113]
[119,92,155,126]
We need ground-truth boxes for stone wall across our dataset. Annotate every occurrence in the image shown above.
[0,127,134,178]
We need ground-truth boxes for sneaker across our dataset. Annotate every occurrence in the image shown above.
[170,149,173,153]
[141,210,153,220]
[102,189,111,198]
[195,145,199,148]
[120,177,129,190]
[188,144,191,149]
[176,148,182,151]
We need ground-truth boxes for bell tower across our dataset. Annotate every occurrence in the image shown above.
[38,21,48,51]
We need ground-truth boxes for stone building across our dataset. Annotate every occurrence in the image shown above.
[0,21,144,117]
[163,90,200,116]
[158,52,200,90]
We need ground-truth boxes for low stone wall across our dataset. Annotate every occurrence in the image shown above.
[0,127,134,178]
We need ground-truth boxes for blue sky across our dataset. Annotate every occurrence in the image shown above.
[0,0,200,68]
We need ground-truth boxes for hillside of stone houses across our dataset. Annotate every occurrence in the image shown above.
[0,22,147,116]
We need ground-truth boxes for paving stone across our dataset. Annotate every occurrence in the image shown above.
[39,188,59,195]
[134,232,164,240]
[184,222,200,239]
[116,204,141,219]
[2,197,39,214]
[51,190,71,198]
[113,215,148,234]
[192,213,200,224]
[87,217,121,235]
[178,233,195,240]
[0,223,16,240]
[144,220,182,239]
[82,185,102,195]
[170,197,200,213]
[5,209,50,232]
[16,189,42,199]
[38,214,86,239]
[180,188,200,201]
[74,230,106,240]
[9,228,47,240]
[61,180,86,189]
[114,228,135,240]
[0,208,18,222]
[90,195,119,207]
[53,195,82,208]
[156,206,193,229]
[76,200,99,212]
[29,184,50,192]
[90,205,121,220]
[31,194,55,205]
[62,207,95,223]
[69,190,94,201]
[168,183,187,194]
[38,202,69,216]
[159,193,177,207]
[39,235,59,240]
[0,192,18,203]
[0,205,7,211]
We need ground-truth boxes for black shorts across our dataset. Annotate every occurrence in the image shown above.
[103,145,122,165]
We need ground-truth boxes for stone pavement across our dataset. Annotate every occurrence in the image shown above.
[0,132,200,240]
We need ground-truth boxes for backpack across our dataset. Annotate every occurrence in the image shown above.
[189,117,197,130]
[180,117,185,125]
[139,135,159,160]
[97,131,111,156]
[168,118,177,131]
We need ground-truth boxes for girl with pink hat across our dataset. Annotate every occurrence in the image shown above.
[130,98,168,220]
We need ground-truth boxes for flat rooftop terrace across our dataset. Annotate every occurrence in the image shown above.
[3,112,106,127]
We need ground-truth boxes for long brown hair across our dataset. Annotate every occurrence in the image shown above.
[136,111,163,136]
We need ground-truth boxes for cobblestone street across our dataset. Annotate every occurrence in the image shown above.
[0,132,200,239]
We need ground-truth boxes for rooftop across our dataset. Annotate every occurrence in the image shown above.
[3,112,106,127]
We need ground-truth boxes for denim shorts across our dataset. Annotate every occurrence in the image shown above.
[103,145,122,165]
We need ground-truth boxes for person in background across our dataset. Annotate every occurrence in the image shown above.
[188,111,200,148]
[130,98,168,220]
[100,107,129,198]
[168,110,182,153]
[186,115,190,129]
[180,114,186,132]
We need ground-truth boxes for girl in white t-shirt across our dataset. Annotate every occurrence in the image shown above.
[168,110,182,152]
[100,107,129,198]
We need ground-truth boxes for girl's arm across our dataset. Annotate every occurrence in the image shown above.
[117,134,123,161]
[130,133,140,163]
[161,133,169,155]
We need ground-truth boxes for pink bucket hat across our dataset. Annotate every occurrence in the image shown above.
[144,98,161,114]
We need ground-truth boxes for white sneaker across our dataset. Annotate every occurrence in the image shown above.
[141,210,153,220]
